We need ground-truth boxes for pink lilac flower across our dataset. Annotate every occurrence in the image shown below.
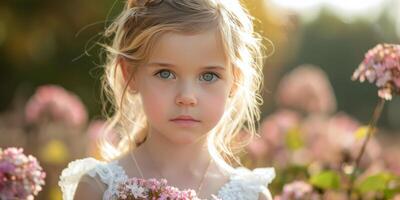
[382,146,400,176]
[247,138,269,160]
[274,181,319,200]
[276,64,337,114]
[326,112,360,150]
[114,177,220,200]
[260,109,302,147]
[302,113,381,170]
[352,43,400,100]
[0,147,46,200]
[300,115,340,167]
[322,191,347,200]
[25,84,88,127]
[252,109,302,167]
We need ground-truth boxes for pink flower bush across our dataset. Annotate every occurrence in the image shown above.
[25,85,88,127]
[382,146,400,176]
[249,50,400,198]
[328,113,382,167]
[274,181,319,200]
[0,147,46,200]
[250,107,385,168]
[247,109,301,167]
[352,43,400,100]
[114,178,220,200]
[276,65,337,114]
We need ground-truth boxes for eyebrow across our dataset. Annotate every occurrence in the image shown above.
[146,62,226,71]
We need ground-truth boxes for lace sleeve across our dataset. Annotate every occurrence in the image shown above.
[218,167,275,200]
[58,157,104,200]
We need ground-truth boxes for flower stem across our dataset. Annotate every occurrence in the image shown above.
[348,98,385,196]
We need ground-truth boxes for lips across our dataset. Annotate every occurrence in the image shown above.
[170,115,200,122]
[170,116,200,127]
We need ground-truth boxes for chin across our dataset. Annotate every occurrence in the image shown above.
[167,131,206,145]
[168,136,198,145]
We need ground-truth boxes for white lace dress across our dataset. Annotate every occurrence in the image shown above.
[58,157,275,200]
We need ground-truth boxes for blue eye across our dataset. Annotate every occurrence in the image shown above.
[155,69,175,79]
[154,70,219,82]
[200,72,219,82]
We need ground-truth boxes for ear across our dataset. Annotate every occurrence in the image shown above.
[119,57,138,93]
[229,82,237,98]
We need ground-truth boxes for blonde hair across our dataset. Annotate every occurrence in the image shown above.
[99,0,267,169]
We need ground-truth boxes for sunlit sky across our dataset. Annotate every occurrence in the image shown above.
[269,0,388,22]
[268,0,400,38]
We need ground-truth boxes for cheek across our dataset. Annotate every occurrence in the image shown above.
[207,98,226,124]
[138,80,171,123]
[201,84,230,125]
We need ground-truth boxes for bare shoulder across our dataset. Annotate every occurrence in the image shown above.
[258,190,273,200]
[73,174,106,200]
[258,193,268,200]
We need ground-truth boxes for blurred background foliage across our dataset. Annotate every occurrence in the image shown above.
[1,0,400,199]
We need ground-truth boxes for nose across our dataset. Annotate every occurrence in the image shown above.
[175,84,198,107]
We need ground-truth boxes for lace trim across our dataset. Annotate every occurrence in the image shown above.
[87,160,128,200]
[59,157,275,200]
[58,158,128,200]
[58,158,104,200]
[217,167,275,200]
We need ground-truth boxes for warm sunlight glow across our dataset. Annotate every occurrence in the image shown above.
[270,0,387,22]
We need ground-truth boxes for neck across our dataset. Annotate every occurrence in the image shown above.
[135,127,212,178]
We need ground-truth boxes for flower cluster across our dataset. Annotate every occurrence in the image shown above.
[25,84,88,127]
[274,181,319,200]
[114,177,220,200]
[0,147,46,200]
[276,64,337,114]
[352,43,400,100]
[246,63,400,199]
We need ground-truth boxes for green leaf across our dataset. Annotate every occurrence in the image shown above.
[285,127,304,151]
[383,188,397,199]
[356,172,395,194]
[309,171,340,190]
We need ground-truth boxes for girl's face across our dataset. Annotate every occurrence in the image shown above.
[130,29,234,144]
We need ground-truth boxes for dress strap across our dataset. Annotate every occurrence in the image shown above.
[59,157,128,200]
[59,158,104,200]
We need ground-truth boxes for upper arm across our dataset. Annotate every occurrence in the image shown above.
[73,174,106,200]
[258,193,269,200]
[258,192,272,200]
[258,187,273,200]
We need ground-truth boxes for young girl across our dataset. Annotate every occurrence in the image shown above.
[59,0,275,199]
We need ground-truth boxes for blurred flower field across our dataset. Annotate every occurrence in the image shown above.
[244,60,400,199]
[1,61,399,199]
[0,84,105,199]
[1,0,400,199]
